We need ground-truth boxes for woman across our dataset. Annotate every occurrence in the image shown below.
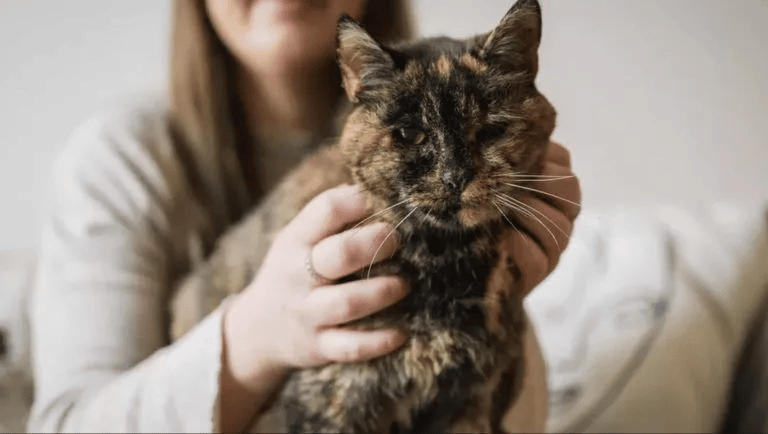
[27,0,580,432]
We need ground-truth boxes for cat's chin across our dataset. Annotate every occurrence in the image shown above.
[457,206,499,229]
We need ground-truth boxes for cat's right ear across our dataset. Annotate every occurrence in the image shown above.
[337,15,396,103]
[478,0,542,78]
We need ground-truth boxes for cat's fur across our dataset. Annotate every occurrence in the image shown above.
[170,0,556,432]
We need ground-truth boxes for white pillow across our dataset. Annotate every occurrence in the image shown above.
[526,203,768,433]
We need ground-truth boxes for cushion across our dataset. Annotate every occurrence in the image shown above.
[526,203,768,433]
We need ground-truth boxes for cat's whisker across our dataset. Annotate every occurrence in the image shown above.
[422,209,433,225]
[492,200,522,236]
[496,191,592,254]
[493,173,575,182]
[495,194,560,249]
[348,198,412,238]
[506,176,576,183]
[492,172,570,178]
[498,193,571,242]
[495,194,532,220]
[492,199,533,254]
[502,183,582,208]
[366,207,416,279]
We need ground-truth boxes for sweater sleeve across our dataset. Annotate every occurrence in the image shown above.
[27,105,225,433]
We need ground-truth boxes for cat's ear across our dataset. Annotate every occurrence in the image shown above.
[478,0,542,78]
[337,14,397,102]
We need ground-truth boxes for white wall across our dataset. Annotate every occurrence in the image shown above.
[415,0,768,208]
[0,0,170,252]
[1,0,767,253]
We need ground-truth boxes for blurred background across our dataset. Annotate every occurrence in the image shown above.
[1,0,767,254]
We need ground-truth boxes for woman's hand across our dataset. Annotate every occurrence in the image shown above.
[501,141,581,296]
[224,184,409,389]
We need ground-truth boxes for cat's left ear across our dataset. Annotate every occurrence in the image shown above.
[478,0,542,78]
[337,14,397,103]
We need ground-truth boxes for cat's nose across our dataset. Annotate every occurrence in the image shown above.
[442,170,470,197]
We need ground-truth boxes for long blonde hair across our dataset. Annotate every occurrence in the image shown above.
[168,0,415,229]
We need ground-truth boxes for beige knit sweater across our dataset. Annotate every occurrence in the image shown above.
[27,96,325,432]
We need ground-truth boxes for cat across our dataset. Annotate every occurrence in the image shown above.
[170,0,556,432]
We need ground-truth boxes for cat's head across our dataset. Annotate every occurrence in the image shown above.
[337,0,555,232]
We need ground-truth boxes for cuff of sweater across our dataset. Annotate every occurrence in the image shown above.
[160,298,232,432]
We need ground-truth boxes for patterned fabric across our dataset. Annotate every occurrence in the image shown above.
[527,204,768,433]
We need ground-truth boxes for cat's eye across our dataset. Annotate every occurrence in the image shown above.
[476,123,508,143]
[396,127,426,145]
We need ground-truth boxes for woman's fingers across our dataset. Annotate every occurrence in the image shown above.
[534,146,581,220]
[286,185,400,283]
[525,163,581,221]
[500,229,549,295]
[497,141,582,297]
[547,140,571,168]
[305,276,408,327]
[508,195,573,270]
[310,222,398,281]
[287,184,370,245]
[316,328,408,363]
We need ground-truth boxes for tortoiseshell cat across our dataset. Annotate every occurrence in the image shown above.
[170,0,556,432]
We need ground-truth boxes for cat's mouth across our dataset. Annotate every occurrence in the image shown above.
[412,200,497,231]
[400,184,500,230]
[432,202,462,220]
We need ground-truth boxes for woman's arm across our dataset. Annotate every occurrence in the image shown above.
[28,111,228,432]
[501,318,549,433]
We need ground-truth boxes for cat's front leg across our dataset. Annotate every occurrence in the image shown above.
[279,362,397,434]
[445,351,524,434]
[277,328,485,434]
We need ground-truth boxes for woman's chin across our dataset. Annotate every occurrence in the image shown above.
[212,0,367,75]
[243,29,335,73]
[251,0,330,21]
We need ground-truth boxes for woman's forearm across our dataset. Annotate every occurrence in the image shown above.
[219,298,290,432]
